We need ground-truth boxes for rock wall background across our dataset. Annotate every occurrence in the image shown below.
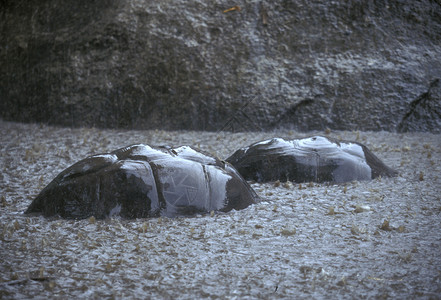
[1,0,440,132]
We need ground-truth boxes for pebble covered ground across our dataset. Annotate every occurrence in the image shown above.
[1,120,440,299]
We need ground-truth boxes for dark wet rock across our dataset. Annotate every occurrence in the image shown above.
[25,145,258,219]
[226,136,398,183]
[1,1,441,132]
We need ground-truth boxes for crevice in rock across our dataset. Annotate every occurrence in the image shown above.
[397,78,441,133]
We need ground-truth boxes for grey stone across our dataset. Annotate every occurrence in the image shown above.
[226,136,398,183]
[25,144,258,219]
[1,0,440,132]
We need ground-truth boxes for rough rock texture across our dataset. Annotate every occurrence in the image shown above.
[397,78,441,132]
[1,0,441,132]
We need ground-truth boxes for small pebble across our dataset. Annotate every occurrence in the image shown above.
[380,220,391,231]
[354,204,371,213]
[326,207,335,215]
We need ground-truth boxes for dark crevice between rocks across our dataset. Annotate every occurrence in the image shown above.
[147,161,166,216]
[397,78,441,133]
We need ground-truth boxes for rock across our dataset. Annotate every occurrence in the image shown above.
[397,79,441,133]
[25,144,258,219]
[1,1,440,132]
[226,136,397,183]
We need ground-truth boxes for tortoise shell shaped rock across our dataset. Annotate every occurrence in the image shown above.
[226,136,398,183]
[26,145,258,219]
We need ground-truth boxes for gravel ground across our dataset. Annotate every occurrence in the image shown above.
[1,120,440,299]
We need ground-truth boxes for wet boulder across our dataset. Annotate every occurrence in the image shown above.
[25,145,258,219]
[226,136,397,183]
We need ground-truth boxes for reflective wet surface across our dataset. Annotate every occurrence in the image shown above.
[226,136,398,183]
[1,120,440,298]
[25,144,257,219]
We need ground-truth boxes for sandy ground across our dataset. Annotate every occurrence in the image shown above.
[1,120,440,299]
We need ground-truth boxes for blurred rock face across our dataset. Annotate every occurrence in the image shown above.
[1,1,440,132]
